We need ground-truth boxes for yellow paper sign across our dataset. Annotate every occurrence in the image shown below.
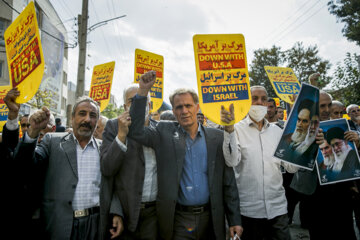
[4,1,45,104]
[0,86,12,132]
[134,49,164,112]
[89,61,115,112]
[264,66,301,104]
[193,34,251,125]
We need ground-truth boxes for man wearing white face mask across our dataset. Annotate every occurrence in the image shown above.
[221,86,299,240]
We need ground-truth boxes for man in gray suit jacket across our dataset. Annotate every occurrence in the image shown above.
[127,71,242,240]
[14,96,123,240]
[101,84,159,239]
[290,90,358,240]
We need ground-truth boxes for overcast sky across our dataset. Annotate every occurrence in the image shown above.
[49,0,360,106]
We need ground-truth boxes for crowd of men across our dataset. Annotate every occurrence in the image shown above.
[1,70,360,240]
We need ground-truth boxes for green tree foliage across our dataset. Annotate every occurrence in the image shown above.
[101,103,124,119]
[249,45,283,97]
[249,42,332,97]
[328,0,360,46]
[284,42,331,89]
[330,53,360,106]
[28,89,53,109]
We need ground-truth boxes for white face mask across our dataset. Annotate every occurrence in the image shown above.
[248,105,267,122]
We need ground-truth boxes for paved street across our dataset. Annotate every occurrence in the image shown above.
[289,203,360,240]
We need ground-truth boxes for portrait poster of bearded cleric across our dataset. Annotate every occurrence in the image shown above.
[274,83,319,170]
[316,119,360,185]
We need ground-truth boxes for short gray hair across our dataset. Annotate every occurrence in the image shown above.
[72,96,100,118]
[99,115,108,125]
[250,85,268,96]
[48,113,56,127]
[332,100,344,108]
[169,88,199,107]
[123,84,139,104]
[346,104,359,114]
[320,90,333,101]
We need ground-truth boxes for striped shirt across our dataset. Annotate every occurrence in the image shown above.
[72,136,101,210]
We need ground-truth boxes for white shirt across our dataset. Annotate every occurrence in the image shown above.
[116,136,158,202]
[223,116,298,219]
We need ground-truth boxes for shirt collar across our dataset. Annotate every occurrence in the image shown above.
[245,115,270,129]
[72,133,97,150]
[179,123,203,138]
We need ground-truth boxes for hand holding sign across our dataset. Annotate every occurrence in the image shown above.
[3,88,20,120]
[221,104,235,133]
[138,71,156,97]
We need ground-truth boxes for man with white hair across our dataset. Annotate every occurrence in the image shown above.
[101,83,159,239]
[330,100,344,120]
[221,85,303,240]
[94,115,108,140]
[347,104,360,133]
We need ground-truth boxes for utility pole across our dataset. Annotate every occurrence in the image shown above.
[75,0,89,99]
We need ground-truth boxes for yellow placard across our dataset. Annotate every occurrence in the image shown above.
[264,66,300,104]
[274,97,280,107]
[193,34,251,125]
[4,1,45,104]
[134,49,164,112]
[89,61,115,112]
[0,86,12,132]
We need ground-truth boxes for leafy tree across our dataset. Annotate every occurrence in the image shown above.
[249,45,284,97]
[101,103,124,119]
[284,42,332,89]
[330,52,360,106]
[328,0,360,46]
[28,89,53,109]
[249,42,332,97]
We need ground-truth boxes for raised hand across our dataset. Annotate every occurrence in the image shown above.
[309,73,321,87]
[138,70,156,96]
[3,88,20,120]
[117,111,131,143]
[27,107,51,138]
[221,103,235,133]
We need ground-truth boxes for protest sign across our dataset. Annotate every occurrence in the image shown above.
[316,118,360,185]
[264,66,301,104]
[274,83,319,170]
[89,61,115,112]
[4,1,44,103]
[134,49,164,112]
[193,34,251,125]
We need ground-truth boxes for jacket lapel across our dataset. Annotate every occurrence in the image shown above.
[62,134,78,178]
[204,127,215,188]
[173,128,186,183]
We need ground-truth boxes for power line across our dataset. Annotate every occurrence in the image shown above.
[264,0,314,42]
[272,3,327,45]
[1,0,77,48]
[265,0,322,45]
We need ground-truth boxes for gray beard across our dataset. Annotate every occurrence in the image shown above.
[323,155,335,168]
[291,130,306,144]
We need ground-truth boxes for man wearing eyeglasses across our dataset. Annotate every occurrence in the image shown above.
[20,114,30,136]
[347,104,360,133]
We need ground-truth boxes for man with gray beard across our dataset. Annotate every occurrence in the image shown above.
[326,127,360,178]
[347,104,360,133]
[276,99,319,167]
[319,140,335,171]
